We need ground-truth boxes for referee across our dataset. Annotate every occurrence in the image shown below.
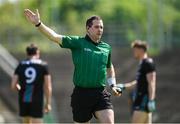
[118,40,156,123]
[24,9,121,123]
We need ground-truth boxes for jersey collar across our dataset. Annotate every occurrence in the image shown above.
[85,35,101,46]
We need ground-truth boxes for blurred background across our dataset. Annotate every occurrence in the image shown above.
[0,0,180,123]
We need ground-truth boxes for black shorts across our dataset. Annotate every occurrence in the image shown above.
[133,93,149,113]
[19,101,43,118]
[129,90,136,114]
[71,86,113,123]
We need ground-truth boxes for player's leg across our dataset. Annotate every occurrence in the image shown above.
[132,93,152,123]
[145,113,152,124]
[22,117,31,124]
[31,118,43,124]
[19,103,32,124]
[95,109,114,123]
[30,101,44,123]
[132,110,148,123]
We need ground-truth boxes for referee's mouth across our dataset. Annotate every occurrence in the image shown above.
[97,33,102,37]
[97,35,102,40]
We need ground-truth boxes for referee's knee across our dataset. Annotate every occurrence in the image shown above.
[95,109,114,123]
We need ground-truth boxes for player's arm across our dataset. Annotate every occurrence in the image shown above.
[24,9,62,45]
[107,65,121,96]
[11,75,21,91]
[116,80,136,92]
[123,80,137,90]
[147,71,156,112]
[44,74,52,113]
[147,72,156,100]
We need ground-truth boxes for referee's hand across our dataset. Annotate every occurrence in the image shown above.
[24,9,41,26]
[111,86,122,96]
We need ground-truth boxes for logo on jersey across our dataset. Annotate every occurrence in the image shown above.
[84,48,92,52]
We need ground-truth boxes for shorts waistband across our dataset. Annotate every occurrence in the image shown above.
[74,86,105,91]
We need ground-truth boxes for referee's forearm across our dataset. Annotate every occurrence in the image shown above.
[107,65,117,87]
[107,65,115,78]
[37,22,62,44]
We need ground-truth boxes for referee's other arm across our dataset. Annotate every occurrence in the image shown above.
[107,65,121,96]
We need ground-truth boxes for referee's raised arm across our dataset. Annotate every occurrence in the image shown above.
[24,9,63,45]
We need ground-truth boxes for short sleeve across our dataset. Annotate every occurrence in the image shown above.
[144,60,156,74]
[106,49,112,68]
[43,63,49,75]
[14,64,20,75]
[60,36,81,49]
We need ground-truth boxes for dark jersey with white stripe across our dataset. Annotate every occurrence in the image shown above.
[136,58,156,95]
[14,59,49,103]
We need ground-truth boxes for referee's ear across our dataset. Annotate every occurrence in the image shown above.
[86,26,91,35]
[86,26,90,30]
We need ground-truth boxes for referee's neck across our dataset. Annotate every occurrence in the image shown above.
[85,34,100,46]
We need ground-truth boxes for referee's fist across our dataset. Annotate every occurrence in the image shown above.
[111,86,122,96]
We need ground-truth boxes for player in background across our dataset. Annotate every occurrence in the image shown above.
[117,40,156,123]
[11,44,52,124]
[24,9,121,123]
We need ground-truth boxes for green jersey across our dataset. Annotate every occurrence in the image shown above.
[60,35,112,88]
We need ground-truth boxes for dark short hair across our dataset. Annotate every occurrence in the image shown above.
[131,40,148,52]
[26,44,39,56]
[86,15,102,28]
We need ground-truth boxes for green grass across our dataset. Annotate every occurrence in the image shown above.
[43,112,56,123]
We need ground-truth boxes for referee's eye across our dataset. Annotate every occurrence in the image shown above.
[94,25,103,29]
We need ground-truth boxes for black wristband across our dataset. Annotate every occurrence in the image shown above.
[35,22,41,27]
